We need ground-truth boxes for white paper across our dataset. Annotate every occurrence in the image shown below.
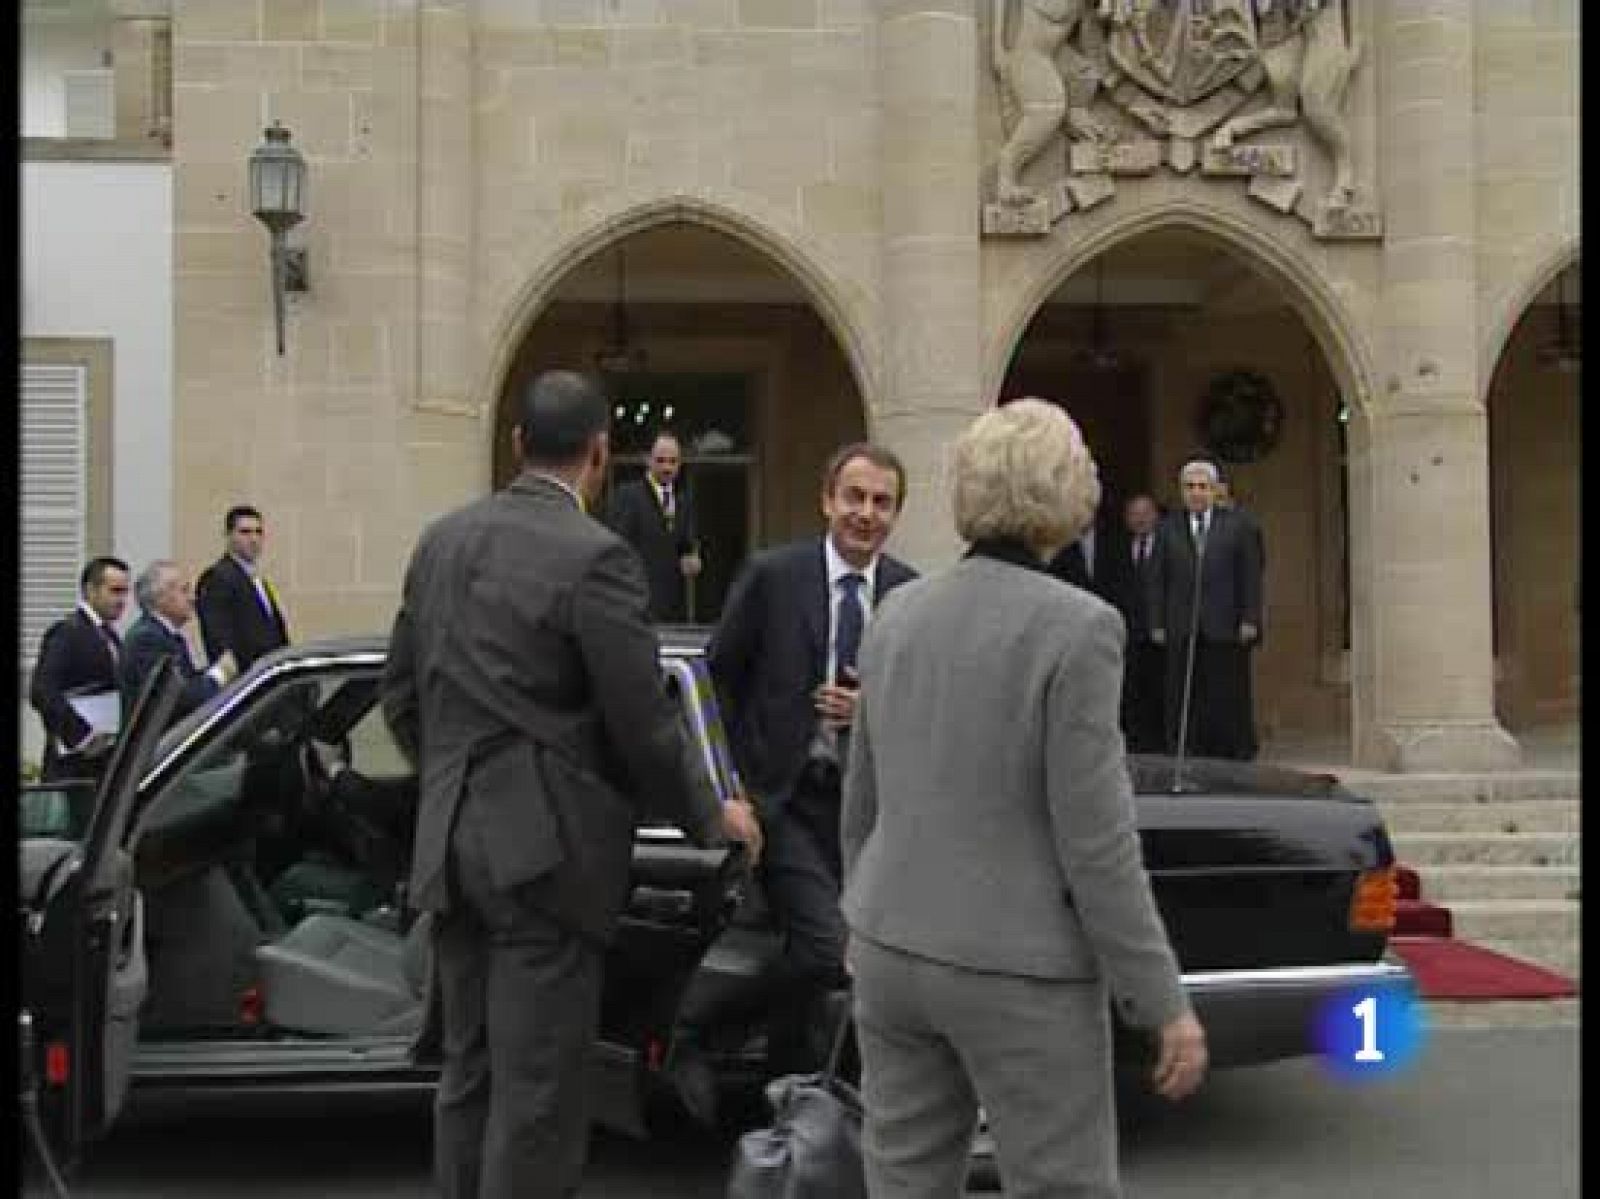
[68,692,122,737]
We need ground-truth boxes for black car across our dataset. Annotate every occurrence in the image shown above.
[19,636,1411,1170]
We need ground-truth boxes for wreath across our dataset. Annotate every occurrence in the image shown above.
[1197,369,1284,464]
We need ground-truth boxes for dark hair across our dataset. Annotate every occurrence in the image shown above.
[516,370,611,465]
[80,555,129,594]
[821,442,907,508]
[225,505,264,534]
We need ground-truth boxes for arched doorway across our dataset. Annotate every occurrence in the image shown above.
[493,222,868,621]
[999,228,1352,753]
[1488,260,1580,733]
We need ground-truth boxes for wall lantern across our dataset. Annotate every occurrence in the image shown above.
[248,121,309,355]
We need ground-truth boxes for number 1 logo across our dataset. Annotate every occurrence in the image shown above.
[1314,985,1423,1080]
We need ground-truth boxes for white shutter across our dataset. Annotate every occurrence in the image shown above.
[22,363,89,670]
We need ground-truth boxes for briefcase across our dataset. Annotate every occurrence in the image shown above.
[726,1000,866,1199]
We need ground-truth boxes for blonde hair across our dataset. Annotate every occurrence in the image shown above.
[951,398,1101,550]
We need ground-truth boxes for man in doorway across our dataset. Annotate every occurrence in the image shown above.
[30,556,132,783]
[606,430,702,623]
[382,369,762,1199]
[1117,493,1167,754]
[1148,461,1265,761]
[196,505,290,672]
[1046,496,1123,605]
[1214,473,1267,570]
[708,443,917,1075]
[123,560,239,724]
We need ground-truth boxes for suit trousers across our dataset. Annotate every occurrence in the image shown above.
[1120,637,1166,755]
[433,794,602,1199]
[1163,635,1257,761]
[761,760,851,1075]
[848,936,1119,1199]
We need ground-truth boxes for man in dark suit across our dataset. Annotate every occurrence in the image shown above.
[30,556,132,783]
[1116,493,1167,753]
[708,443,917,1075]
[1215,474,1267,569]
[605,430,702,623]
[1047,502,1124,604]
[381,370,762,1199]
[122,560,239,724]
[1148,460,1265,761]
[196,505,290,672]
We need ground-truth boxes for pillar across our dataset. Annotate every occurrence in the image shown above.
[874,2,987,569]
[1355,0,1520,770]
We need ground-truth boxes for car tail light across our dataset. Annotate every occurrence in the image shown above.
[240,986,263,1027]
[1349,866,1398,933]
[45,1041,70,1088]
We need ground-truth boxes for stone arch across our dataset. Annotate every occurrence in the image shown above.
[984,199,1379,415]
[1479,233,1580,398]
[474,191,880,449]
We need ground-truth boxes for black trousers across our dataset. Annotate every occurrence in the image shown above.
[1163,635,1257,761]
[761,760,852,1076]
[432,796,603,1199]
[1121,637,1167,754]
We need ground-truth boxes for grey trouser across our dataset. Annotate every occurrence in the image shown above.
[433,797,603,1199]
[848,935,1120,1199]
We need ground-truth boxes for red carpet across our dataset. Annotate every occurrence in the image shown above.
[1388,861,1577,1000]
[1389,936,1578,1000]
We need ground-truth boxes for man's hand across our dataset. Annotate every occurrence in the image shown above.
[814,681,859,729]
[1151,1009,1208,1101]
[680,553,703,579]
[721,797,763,865]
[1151,628,1167,646]
[1239,622,1259,645]
[209,650,239,686]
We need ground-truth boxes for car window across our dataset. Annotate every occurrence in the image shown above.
[19,782,97,841]
[346,700,413,781]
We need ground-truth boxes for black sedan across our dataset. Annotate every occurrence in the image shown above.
[19,635,1411,1170]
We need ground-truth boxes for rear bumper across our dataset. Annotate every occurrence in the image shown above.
[1170,958,1414,1069]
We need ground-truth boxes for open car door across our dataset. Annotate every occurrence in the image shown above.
[22,657,185,1170]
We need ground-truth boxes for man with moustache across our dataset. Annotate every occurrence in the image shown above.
[1148,460,1265,761]
[709,443,917,1075]
[1117,493,1167,753]
[606,429,702,623]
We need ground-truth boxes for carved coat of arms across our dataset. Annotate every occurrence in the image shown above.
[986,0,1380,240]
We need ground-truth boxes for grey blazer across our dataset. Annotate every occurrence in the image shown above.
[840,552,1188,1030]
[383,471,726,939]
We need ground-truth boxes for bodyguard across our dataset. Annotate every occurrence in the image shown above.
[382,369,761,1199]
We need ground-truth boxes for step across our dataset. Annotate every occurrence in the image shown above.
[1409,865,1581,903]
[1444,900,1580,944]
[1379,800,1579,835]
[1388,832,1579,867]
[1474,938,1582,983]
[1342,770,1580,804]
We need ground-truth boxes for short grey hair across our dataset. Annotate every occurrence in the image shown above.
[135,559,181,612]
[1180,459,1220,484]
[951,399,1100,549]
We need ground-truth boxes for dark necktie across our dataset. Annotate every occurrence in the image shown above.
[1192,515,1207,549]
[101,623,121,665]
[834,573,865,684]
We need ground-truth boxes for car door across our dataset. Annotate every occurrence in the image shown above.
[21,657,185,1168]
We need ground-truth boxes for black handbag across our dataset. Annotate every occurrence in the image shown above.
[726,999,866,1199]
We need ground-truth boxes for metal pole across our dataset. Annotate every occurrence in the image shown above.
[1170,521,1206,794]
[271,227,287,356]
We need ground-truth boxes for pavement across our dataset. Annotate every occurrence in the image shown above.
[27,1026,1578,1199]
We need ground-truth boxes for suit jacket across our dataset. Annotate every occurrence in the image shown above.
[605,476,698,623]
[1047,518,1127,607]
[121,613,221,724]
[840,546,1187,1029]
[707,536,917,819]
[381,471,726,941]
[1115,530,1161,641]
[29,609,122,779]
[1146,507,1264,644]
[196,555,289,672]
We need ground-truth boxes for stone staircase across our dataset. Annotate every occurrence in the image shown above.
[1340,770,1581,983]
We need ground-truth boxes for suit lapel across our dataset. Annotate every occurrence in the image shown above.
[801,539,829,675]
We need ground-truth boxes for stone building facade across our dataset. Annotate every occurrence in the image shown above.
[165,0,1578,771]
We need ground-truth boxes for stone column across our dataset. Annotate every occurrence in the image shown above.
[875,2,987,569]
[1355,0,1520,770]
[417,2,474,414]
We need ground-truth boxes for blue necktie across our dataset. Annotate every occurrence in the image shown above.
[834,573,865,685]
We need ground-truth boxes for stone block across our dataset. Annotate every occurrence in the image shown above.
[264,91,355,160]
[353,92,417,162]
[1065,174,1115,211]
[552,28,613,66]
[263,0,319,42]
[613,26,691,65]
[1248,175,1304,214]
[1069,139,1161,175]
[739,0,818,28]
[250,439,331,511]
[302,45,378,91]
[1202,143,1297,177]
[600,0,666,25]
[1313,203,1383,240]
[174,87,264,164]
[293,512,363,590]
[802,181,879,239]
[176,228,261,275]
[331,322,390,384]
[174,0,261,43]
[542,0,604,23]
[176,315,263,385]
[1168,137,1198,174]
[322,0,385,44]
[174,43,226,85]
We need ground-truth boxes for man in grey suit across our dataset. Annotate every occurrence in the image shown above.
[382,370,762,1199]
[841,400,1205,1198]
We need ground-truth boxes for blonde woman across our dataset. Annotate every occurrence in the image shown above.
[840,399,1207,1199]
